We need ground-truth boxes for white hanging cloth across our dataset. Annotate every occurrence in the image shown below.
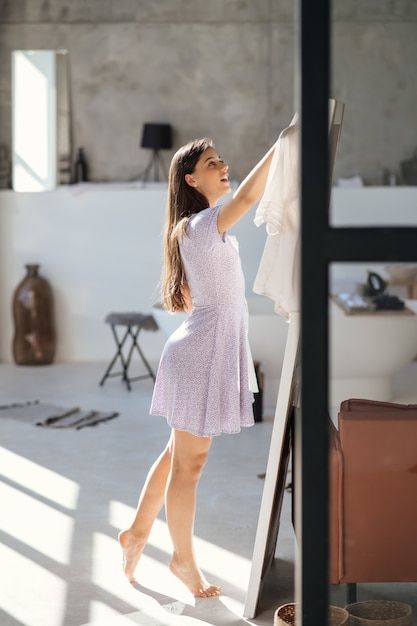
[253,113,300,321]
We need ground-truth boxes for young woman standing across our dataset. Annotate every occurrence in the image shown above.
[119,137,275,597]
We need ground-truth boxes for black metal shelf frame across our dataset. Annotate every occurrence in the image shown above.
[296,1,417,624]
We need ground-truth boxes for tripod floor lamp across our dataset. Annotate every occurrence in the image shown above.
[139,123,172,183]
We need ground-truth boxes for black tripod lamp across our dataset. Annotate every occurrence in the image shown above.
[140,123,172,183]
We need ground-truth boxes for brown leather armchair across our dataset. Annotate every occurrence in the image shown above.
[329,398,417,599]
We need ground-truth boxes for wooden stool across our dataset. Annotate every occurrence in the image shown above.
[99,312,158,391]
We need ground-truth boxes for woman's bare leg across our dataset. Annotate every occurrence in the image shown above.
[165,429,221,598]
[118,433,173,582]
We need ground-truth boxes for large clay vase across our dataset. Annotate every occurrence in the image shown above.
[12,264,56,365]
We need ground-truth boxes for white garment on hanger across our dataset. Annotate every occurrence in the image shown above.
[253,114,300,321]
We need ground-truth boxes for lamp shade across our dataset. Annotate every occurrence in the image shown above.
[141,123,172,150]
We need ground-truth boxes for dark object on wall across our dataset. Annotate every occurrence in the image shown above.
[401,149,417,185]
[253,361,264,422]
[0,144,11,188]
[139,122,172,183]
[74,147,88,183]
[12,264,56,365]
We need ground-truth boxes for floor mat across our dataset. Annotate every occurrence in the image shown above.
[0,400,119,429]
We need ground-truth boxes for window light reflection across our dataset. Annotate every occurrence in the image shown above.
[0,446,79,509]
[0,542,66,626]
[0,480,74,564]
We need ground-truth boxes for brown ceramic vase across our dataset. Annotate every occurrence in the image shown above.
[12,264,56,365]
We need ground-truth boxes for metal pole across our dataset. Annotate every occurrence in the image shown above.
[296,1,330,624]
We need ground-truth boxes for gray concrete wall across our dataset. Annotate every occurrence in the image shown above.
[0,1,416,185]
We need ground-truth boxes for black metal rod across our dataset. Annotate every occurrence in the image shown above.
[296,0,330,624]
[324,227,417,262]
[294,0,417,626]
[295,2,416,623]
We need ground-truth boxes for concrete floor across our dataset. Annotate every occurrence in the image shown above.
[1,361,417,626]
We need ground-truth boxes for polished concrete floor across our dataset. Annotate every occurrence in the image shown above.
[1,361,417,626]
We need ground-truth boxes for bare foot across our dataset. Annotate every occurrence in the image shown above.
[169,559,221,598]
[118,529,146,583]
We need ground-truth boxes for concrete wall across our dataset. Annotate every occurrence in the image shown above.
[0,1,416,186]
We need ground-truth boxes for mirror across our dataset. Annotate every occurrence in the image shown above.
[11,49,71,191]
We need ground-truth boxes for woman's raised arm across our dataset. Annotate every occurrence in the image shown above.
[217,143,276,233]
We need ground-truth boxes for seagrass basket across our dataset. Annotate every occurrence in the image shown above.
[345,601,412,626]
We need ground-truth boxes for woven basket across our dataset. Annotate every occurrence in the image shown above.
[329,606,349,626]
[345,601,412,626]
[274,603,349,626]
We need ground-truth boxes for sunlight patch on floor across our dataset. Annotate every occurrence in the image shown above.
[88,600,138,625]
[83,604,219,626]
[0,542,66,626]
[193,533,251,588]
[0,446,79,509]
[109,500,137,531]
[0,480,74,564]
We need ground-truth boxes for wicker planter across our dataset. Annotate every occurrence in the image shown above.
[274,603,348,626]
[345,601,412,626]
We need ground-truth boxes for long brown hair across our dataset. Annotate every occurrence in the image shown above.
[161,138,214,312]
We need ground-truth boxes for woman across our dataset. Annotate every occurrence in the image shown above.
[119,137,275,597]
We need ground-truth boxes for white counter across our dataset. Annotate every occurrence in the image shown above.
[330,186,417,227]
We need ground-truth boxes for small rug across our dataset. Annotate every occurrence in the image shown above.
[0,400,119,430]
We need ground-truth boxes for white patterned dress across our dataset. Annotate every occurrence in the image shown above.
[150,205,255,437]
